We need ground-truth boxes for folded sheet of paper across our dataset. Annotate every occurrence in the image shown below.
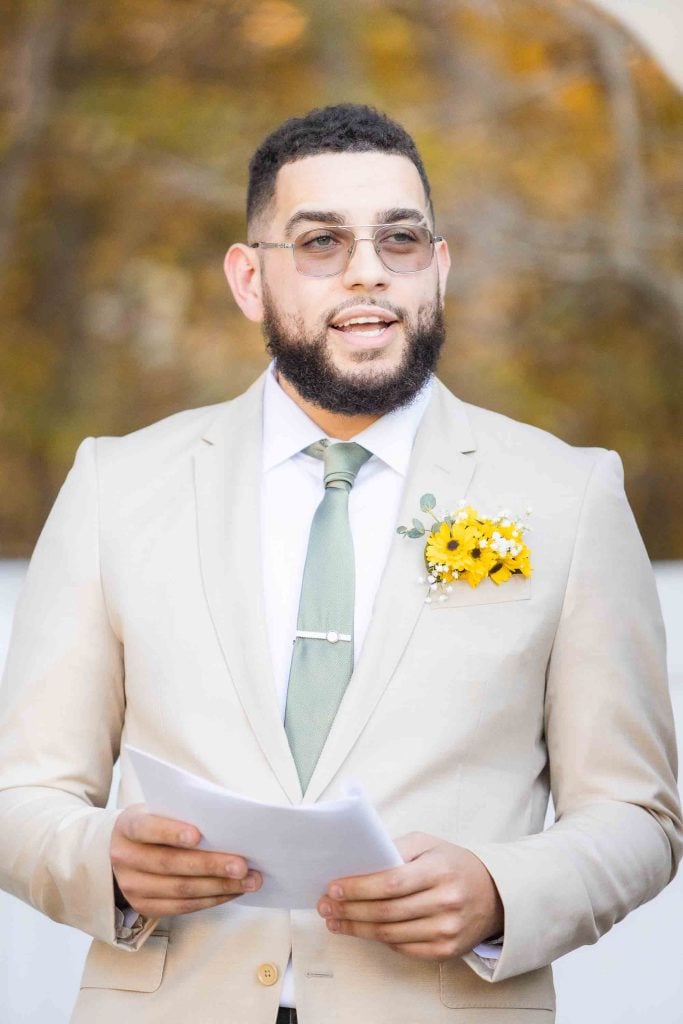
[126,746,402,910]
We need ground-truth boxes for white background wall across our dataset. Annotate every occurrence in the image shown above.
[1,560,681,1023]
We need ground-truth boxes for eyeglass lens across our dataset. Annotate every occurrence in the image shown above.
[293,225,434,277]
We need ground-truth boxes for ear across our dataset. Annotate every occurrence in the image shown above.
[435,238,451,304]
[224,243,264,322]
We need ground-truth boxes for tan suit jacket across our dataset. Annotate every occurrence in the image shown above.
[0,373,680,1024]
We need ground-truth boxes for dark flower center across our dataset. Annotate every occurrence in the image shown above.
[471,547,481,558]
[447,540,459,550]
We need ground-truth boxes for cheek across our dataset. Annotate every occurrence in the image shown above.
[275,279,334,325]
[402,279,437,312]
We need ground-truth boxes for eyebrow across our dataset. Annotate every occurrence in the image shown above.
[283,206,427,238]
[376,207,426,225]
[284,210,346,238]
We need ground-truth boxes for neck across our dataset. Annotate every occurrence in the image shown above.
[276,372,380,440]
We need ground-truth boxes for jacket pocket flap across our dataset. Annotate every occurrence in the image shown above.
[429,574,531,609]
[440,960,555,1010]
[80,934,169,993]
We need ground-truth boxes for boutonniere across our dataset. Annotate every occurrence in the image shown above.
[397,495,532,601]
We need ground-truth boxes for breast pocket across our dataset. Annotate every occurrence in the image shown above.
[80,934,169,993]
[439,959,555,1011]
[428,574,531,609]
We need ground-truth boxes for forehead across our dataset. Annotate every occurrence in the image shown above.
[270,151,428,226]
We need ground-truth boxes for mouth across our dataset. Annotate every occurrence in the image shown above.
[329,312,400,343]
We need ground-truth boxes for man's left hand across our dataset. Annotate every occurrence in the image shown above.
[316,832,504,962]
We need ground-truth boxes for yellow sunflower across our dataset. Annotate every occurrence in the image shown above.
[425,519,496,587]
[425,521,469,571]
[481,517,533,585]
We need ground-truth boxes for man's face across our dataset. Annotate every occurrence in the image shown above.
[251,151,451,415]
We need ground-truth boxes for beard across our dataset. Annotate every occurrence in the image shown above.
[262,289,446,416]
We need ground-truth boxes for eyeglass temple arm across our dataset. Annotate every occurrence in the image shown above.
[250,242,294,250]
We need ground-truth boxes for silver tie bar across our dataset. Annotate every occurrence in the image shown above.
[295,630,351,644]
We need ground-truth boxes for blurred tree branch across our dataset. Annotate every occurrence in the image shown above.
[563,1,683,333]
[0,0,71,283]
[307,2,367,103]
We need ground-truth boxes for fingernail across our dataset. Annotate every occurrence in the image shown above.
[327,919,340,932]
[225,862,242,878]
[179,830,195,846]
[242,874,259,891]
[319,901,332,917]
[329,884,343,899]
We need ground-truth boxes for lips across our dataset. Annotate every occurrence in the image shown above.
[329,308,399,338]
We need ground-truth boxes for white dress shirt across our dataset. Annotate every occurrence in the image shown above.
[259,364,500,1008]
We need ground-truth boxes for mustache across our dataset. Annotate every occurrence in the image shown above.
[324,298,405,325]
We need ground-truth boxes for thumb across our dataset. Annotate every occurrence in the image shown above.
[393,831,438,863]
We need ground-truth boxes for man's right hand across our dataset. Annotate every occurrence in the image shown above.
[110,804,262,918]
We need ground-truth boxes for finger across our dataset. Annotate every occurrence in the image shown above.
[327,854,436,902]
[325,911,459,947]
[319,888,436,925]
[118,809,203,848]
[113,842,252,880]
[118,870,262,903]
[126,894,240,918]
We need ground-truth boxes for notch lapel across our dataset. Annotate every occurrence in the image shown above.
[305,383,477,802]
[194,375,302,804]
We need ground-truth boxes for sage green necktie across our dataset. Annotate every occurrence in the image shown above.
[285,440,372,790]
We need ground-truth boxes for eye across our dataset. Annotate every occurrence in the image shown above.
[298,230,344,251]
[380,226,421,246]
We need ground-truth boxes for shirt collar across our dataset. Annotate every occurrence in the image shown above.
[262,361,432,476]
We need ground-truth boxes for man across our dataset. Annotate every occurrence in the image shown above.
[0,104,680,1024]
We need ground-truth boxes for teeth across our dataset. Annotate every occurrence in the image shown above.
[335,315,391,327]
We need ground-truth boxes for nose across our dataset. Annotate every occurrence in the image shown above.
[340,236,391,291]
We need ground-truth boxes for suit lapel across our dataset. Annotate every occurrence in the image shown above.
[305,382,478,802]
[194,374,302,804]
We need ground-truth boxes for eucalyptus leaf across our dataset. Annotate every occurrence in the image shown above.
[396,525,408,535]
[407,528,423,539]
[420,493,436,512]
[411,518,425,535]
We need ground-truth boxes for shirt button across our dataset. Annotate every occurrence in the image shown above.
[257,962,279,986]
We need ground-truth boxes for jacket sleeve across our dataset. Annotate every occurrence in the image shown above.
[0,438,154,949]
[465,449,682,982]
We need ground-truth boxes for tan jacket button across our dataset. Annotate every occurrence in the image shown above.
[257,962,279,986]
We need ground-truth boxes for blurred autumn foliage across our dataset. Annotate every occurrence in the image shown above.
[0,0,681,557]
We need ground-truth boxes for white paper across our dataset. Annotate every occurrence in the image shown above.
[126,746,402,909]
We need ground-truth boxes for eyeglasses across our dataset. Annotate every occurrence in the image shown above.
[250,223,443,278]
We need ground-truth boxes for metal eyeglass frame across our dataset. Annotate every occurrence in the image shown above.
[250,223,444,277]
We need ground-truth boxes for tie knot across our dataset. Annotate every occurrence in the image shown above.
[303,440,372,491]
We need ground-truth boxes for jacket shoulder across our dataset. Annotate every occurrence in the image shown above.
[94,401,227,466]
[461,397,614,475]
[87,373,264,483]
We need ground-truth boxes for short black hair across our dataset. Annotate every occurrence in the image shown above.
[247,103,433,230]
